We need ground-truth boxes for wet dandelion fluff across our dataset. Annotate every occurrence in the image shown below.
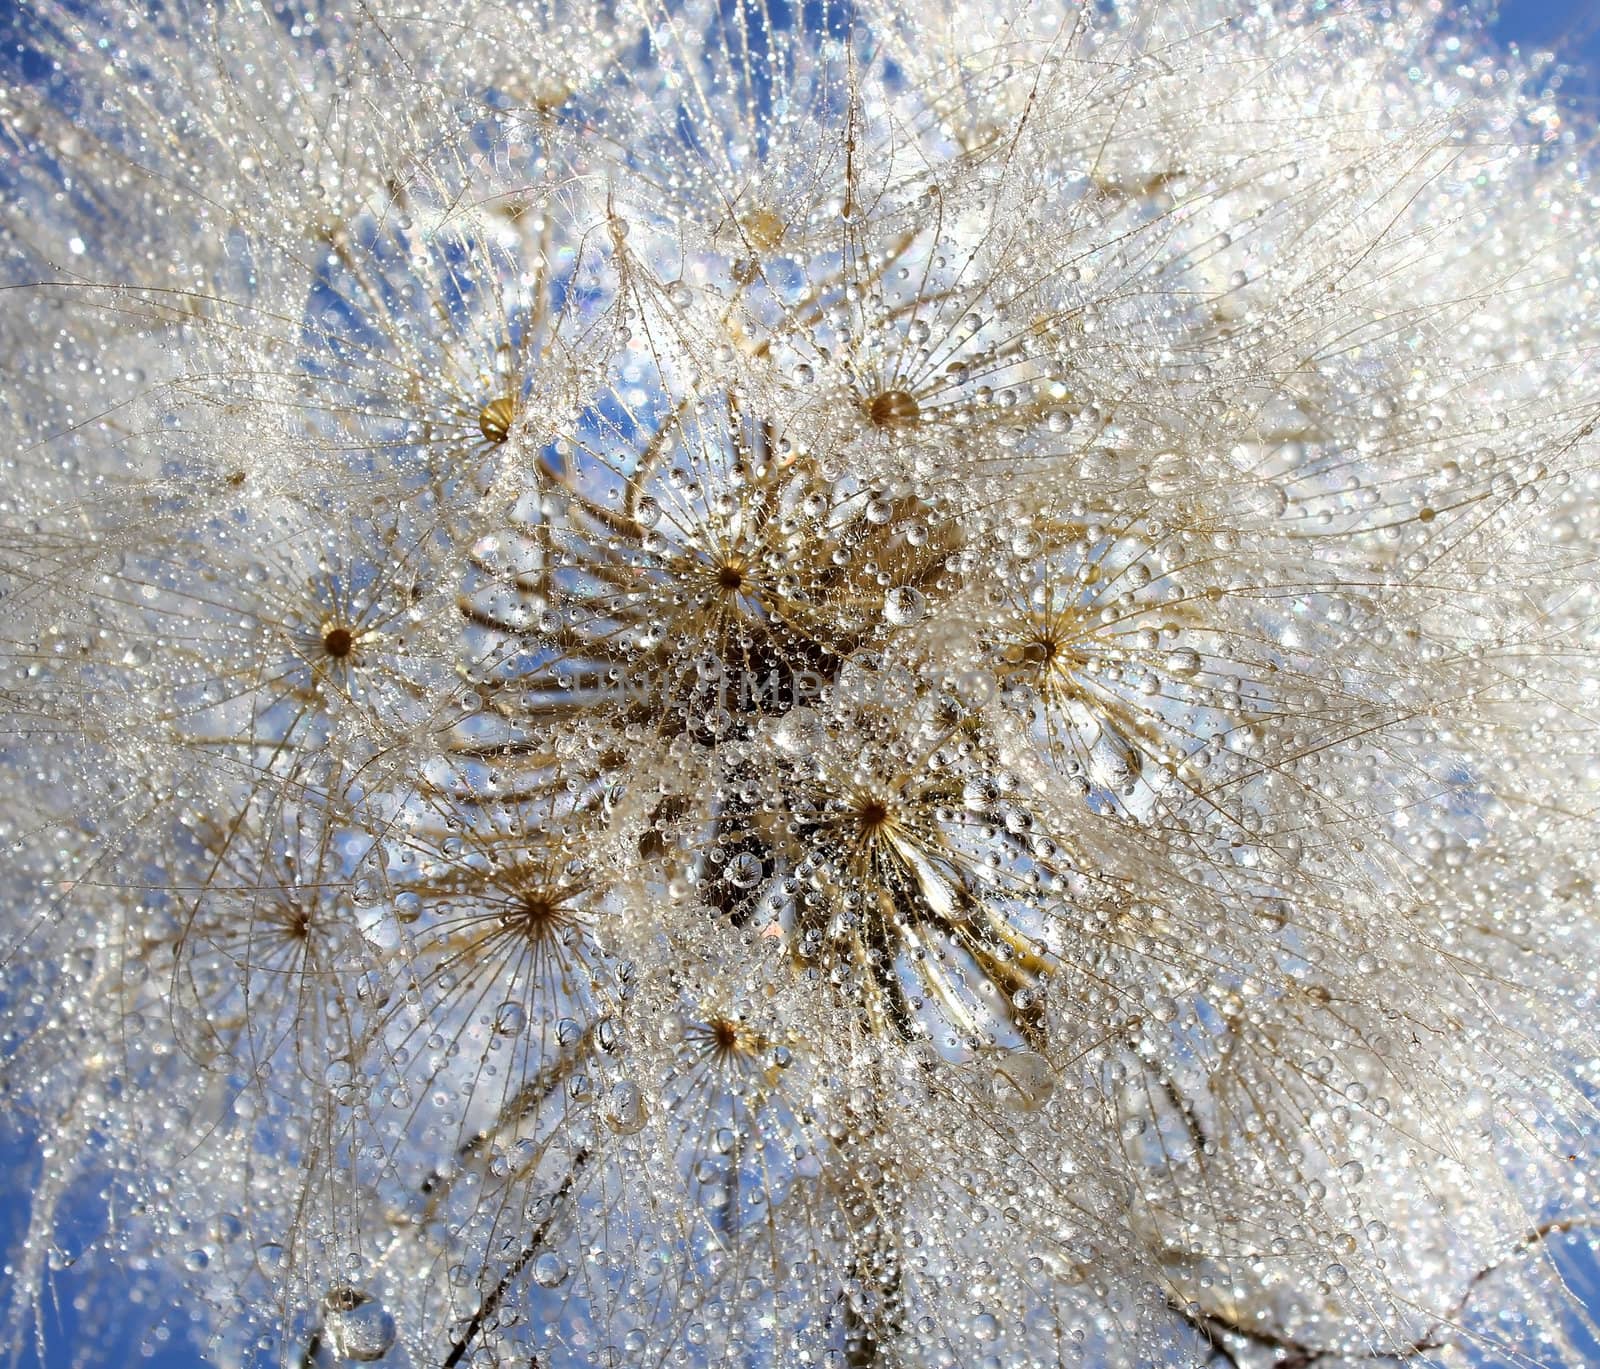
[2,1,1600,1366]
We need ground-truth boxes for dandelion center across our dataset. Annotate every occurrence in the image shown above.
[852,796,893,838]
[321,625,355,658]
[510,890,568,939]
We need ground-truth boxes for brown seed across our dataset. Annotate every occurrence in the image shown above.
[717,563,745,591]
[867,390,920,429]
[322,626,354,658]
[478,395,517,444]
[530,79,572,113]
[739,206,785,253]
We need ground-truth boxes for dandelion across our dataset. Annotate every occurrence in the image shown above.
[3,1,1600,1367]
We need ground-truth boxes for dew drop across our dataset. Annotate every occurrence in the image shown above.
[604,1079,648,1134]
[867,390,920,428]
[884,586,926,626]
[726,852,763,888]
[532,1252,569,1288]
[323,1288,396,1363]
[1146,994,1180,1024]
[992,1050,1054,1111]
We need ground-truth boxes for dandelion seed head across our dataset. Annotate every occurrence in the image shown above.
[3,0,1600,1366]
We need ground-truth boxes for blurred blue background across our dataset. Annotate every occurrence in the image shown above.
[1497,0,1600,112]
[1499,0,1600,55]
[0,0,1598,1365]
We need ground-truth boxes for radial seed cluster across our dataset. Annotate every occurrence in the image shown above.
[2,2,1599,1367]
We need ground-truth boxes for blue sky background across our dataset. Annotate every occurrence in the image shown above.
[1,1,1598,1365]
[1498,0,1600,53]
[1496,0,1600,112]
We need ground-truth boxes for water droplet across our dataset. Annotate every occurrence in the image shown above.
[726,852,763,888]
[493,1002,527,1036]
[770,708,822,755]
[1089,729,1142,789]
[992,1050,1054,1111]
[867,390,920,428]
[532,1252,568,1287]
[884,586,925,626]
[604,1079,648,1134]
[1146,995,1180,1024]
[323,1288,396,1362]
[355,970,390,1007]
